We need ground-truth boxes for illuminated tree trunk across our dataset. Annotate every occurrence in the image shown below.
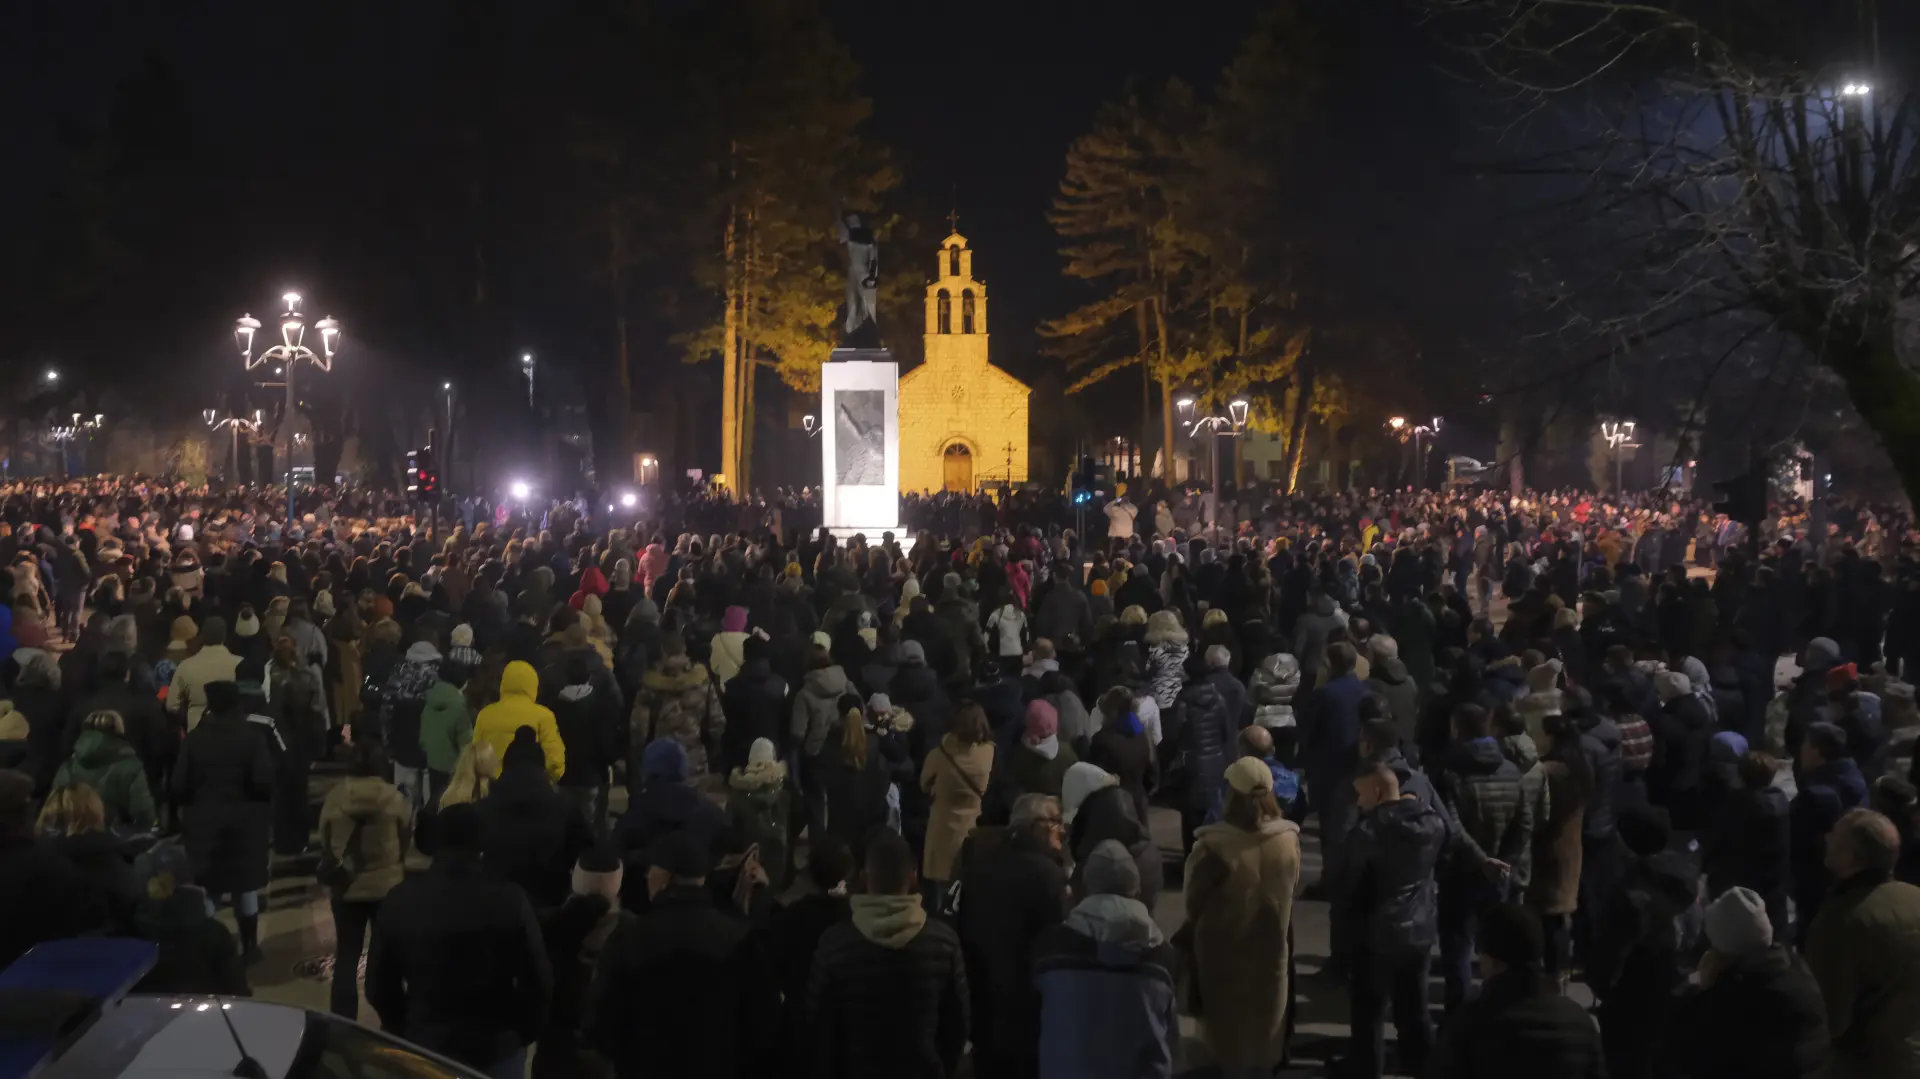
[720,196,741,492]
[1283,357,1315,492]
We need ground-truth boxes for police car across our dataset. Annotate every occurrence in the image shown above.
[0,939,479,1078]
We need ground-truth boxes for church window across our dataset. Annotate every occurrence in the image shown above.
[936,289,951,334]
[961,290,976,334]
[949,245,961,277]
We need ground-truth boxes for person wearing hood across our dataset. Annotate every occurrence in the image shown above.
[1432,702,1534,1013]
[126,839,249,997]
[473,660,566,783]
[721,633,788,773]
[479,727,594,909]
[809,830,969,1079]
[1033,838,1178,1079]
[1062,761,1163,910]
[317,739,411,1017]
[1339,757,1447,1079]
[956,792,1067,1079]
[368,802,553,1078]
[1179,756,1302,1079]
[709,604,752,688]
[613,598,662,702]
[1427,904,1606,1079]
[1513,657,1565,744]
[728,737,793,892]
[1086,686,1158,827]
[551,652,623,839]
[53,709,155,833]
[1249,650,1304,740]
[1792,723,1869,943]
[567,564,610,612]
[1001,698,1079,813]
[418,654,474,812]
[584,829,779,1078]
[1671,886,1830,1079]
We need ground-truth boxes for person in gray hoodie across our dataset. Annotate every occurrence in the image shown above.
[1033,840,1178,1079]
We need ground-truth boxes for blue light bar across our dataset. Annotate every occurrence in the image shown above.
[0,939,158,1079]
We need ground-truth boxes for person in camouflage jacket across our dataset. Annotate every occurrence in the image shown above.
[629,631,725,776]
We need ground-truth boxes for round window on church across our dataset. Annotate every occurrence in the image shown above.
[949,384,966,405]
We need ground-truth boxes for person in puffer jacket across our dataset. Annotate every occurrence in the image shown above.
[628,631,725,780]
[1033,839,1177,1079]
[1173,646,1240,850]
[1432,702,1534,1013]
[1249,651,1303,730]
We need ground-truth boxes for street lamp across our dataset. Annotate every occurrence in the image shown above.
[206,408,263,482]
[521,353,535,408]
[43,423,77,481]
[1175,394,1251,545]
[1386,415,1442,489]
[235,291,340,523]
[1601,419,1638,493]
[802,414,821,438]
[441,381,457,495]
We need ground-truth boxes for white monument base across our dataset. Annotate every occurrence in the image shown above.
[820,347,902,538]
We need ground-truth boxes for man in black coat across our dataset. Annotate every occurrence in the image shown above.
[1433,702,1533,1013]
[170,681,275,963]
[1341,760,1447,1079]
[720,634,789,772]
[1703,751,1793,942]
[367,803,553,1077]
[1430,904,1605,1079]
[66,648,169,787]
[809,830,969,1079]
[954,794,1069,1079]
[0,769,106,967]
[1671,886,1831,1079]
[889,640,951,761]
[585,831,779,1079]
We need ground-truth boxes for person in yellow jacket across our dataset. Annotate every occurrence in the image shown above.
[471,660,565,782]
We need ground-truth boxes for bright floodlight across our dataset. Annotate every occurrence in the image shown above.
[43,369,57,384]
[521,353,534,367]
[510,480,531,499]
[442,381,452,390]
[1843,83,1871,97]
[621,491,638,508]
[1388,415,1406,430]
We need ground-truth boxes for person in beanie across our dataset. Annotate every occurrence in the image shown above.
[1002,698,1078,807]
[1033,839,1178,1079]
[447,623,482,669]
[1428,903,1605,1079]
[368,803,553,1078]
[536,850,627,1079]
[549,653,622,839]
[727,737,792,892]
[1179,756,1302,1079]
[612,739,727,902]
[808,830,969,1079]
[1672,886,1830,1079]
[1061,760,1162,910]
[127,838,249,997]
[478,727,594,909]
[1805,808,1920,1079]
[584,830,779,1079]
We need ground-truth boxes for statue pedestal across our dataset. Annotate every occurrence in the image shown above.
[820,347,903,544]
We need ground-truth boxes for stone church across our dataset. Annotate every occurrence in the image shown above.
[897,231,1031,493]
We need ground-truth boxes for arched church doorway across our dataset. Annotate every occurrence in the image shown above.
[942,442,973,492]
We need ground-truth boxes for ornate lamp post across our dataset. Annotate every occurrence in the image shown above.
[235,292,339,523]
[1175,395,1250,545]
[1387,415,1442,489]
[1602,419,1638,493]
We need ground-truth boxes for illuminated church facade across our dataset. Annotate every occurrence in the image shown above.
[897,232,1031,494]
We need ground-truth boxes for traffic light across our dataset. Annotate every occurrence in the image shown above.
[407,447,438,498]
[1071,454,1096,505]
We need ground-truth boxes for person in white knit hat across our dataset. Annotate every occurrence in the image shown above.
[1668,885,1830,1079]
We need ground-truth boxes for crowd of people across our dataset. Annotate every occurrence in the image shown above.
[0,474,1917,1078]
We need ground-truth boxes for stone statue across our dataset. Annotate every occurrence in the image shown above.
[835,207,880,345]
